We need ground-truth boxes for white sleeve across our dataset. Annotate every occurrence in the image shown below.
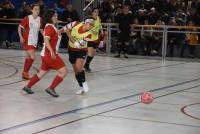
[64,21,78,31]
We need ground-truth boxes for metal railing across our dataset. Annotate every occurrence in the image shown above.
[102,23,200,60]
[1,18,200,60]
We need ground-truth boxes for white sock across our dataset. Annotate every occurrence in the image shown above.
[82,82,89,92]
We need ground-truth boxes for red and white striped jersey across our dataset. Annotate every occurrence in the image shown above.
[41,24,61,57]
[19,15,42,46]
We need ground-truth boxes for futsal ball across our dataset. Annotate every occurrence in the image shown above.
[141,92,154,104]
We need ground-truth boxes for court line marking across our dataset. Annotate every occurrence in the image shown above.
[0,57,171,87]
[33,84,200,134]
[91,61,161,73]
[112,62,186,76]
[75,113,200,128]
[0,76,200,133]
[181,103,200,120]
[0,61,18,79]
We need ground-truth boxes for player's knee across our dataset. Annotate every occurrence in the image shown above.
[76,67,83,73]
[59,67,67,78]
[30,54,36,60]
[37,70,46,79]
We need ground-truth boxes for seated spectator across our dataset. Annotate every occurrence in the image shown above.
[61,4,79,23]
[181,21,198,58]
[148,7,159,25]
[151,19,165,55]
[1,0,16,19]
[0,0,16,48]
[19,1,31,18]
[140,19,153,55]
[36,0,45,16]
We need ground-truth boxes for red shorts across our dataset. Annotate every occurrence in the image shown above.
[41,55,65,71]
[24,44,37,51]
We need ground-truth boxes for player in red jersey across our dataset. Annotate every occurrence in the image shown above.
[18,4,43,80]
[22,9,67,97]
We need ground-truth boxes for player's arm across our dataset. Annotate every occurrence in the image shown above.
[18,25,24,44]
[72,34,92,48]
[44,37,56,59]
[40,29,44,36]
[78,34,92,47]
[44,26,56,59]
[62,21,79,43]
[99,18,104,35]
[18,17,27,44]
[39,18,44,36]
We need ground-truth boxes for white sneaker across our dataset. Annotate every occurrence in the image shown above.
[82,82,89,93]
[76,88,84,95]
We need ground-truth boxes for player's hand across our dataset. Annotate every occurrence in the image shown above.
[74,42,81,48]
[98,41,104,48]
[50,52,56,60]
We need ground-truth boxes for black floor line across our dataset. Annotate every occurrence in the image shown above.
[0,61,18,79]
[33,83,200,134]
[0,76,200,133]
[112,62,186,76]
[75,113,200,128]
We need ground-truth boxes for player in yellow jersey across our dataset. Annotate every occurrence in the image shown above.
[62,18,95,94]
[84,8,104,72]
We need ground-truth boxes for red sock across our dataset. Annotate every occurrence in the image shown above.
[23,58,34,73]
[49,75,63,89]
[27,75,40,88]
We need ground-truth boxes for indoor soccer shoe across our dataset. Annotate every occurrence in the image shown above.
[83,82,89,93]
[45,88,59,97]
[76,89,84,95]
[23,86,34,94]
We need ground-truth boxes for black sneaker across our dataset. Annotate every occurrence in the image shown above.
[124,55,128,58]
[45,88,59,97]
[114,55,120,58]
[23,86,34,94]
[5,41,11,48]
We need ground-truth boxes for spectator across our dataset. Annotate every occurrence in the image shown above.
[0,0,16,48]
[186,20,198,58]
[141,19,153,55]
[19,1,31,18]
[181,20,199,58]
[61,4,79,23]
[36,0,45,16]
[100,0,113,22]
[1,0,16,18]
[151,19,165,55]
[115,4,133,58]
[148,7,159,24]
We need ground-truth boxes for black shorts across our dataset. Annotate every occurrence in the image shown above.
[118,32,130,42]
[87,41,98,49]
[68,50,87,64]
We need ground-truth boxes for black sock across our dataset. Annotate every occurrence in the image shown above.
[78,71,86,83]
[85,56,93,68]
[75,74,83,87]
[76,71,86,87]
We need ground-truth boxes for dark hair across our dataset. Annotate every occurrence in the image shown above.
[91,7,99,13]
[30,3,40,9]
[43,9,56,28]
